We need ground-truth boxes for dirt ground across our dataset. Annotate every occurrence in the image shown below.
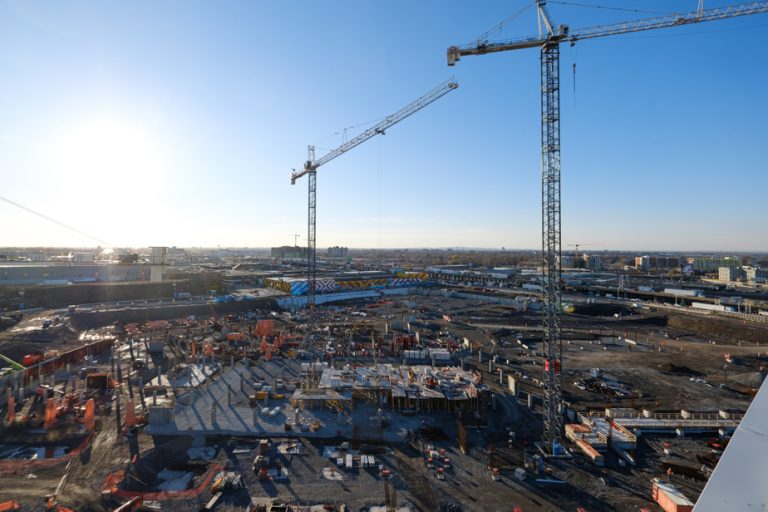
[1,290,767,511]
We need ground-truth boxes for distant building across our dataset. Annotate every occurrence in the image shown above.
[560,255,576,268]
[635,255,680,272]
[72,252,95,263]
[327,246,349,258]
[719,266,743,282]
[271,246,307,259]
[744,266,768,284]
[694,256,739,273]
[149,246,167,282]
[0,263,150,286]
[582,253,601,271]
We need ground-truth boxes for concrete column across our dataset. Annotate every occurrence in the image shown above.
[478,351,482,363]
[527,393,533,409]
[114,391,121,435]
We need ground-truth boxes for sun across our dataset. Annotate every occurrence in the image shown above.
[50,117,167,198]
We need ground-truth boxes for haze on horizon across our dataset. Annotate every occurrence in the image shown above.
[1,1,766,252]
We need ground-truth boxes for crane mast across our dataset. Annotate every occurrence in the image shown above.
[448,0,768,454]
[292,79,458,352]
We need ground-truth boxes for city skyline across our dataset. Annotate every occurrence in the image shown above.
[1,1,766,250]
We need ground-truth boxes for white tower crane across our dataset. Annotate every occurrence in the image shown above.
[448,0,768,454]
[291,79,459,351]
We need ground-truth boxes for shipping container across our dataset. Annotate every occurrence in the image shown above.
[652,479,694,512]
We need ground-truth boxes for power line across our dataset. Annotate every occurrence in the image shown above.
[0,196,111,246]
[472,1,536,45]
[548,1,674,16]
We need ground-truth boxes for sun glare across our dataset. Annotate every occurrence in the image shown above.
[50,117,167,200]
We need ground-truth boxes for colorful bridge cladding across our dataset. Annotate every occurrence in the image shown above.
[264,273,427,296]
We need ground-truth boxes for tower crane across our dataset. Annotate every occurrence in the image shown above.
[448,0,768,454]
[291,79,459,351]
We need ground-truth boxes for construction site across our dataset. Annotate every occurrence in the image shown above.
[0,280,766,511]
[1,0,768,511]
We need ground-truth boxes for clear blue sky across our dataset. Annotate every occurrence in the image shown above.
[0,1,766,251]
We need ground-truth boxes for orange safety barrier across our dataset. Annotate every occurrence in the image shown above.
[84,399,95,430]
[0,433,94,475]
[260,337,267,354]
[7,396,14,424]
[0,500,20,511]
[255,320,274,337]
[125,400,137,427]
[44,398,56,430]
[103,463,222,500]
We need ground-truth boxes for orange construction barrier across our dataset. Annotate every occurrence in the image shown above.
[273,338,279,353]
[125,399,137,427]
[0,500,21,511]
[279,333,285,347]
[265,345,272,362]
[255,320,274,337]
[84,398,95,430]
[260,336,267,354]
[0,433,93,475]
[103,463,222,501]
[7,396,14,424]
[191,342,196,357]
[44,397,56,429]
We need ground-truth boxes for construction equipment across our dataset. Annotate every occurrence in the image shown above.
[202,471,243,512]
[253,450,271,480]
[382,469,396,512]
[291,78,459,353]
[448,0,768,454]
